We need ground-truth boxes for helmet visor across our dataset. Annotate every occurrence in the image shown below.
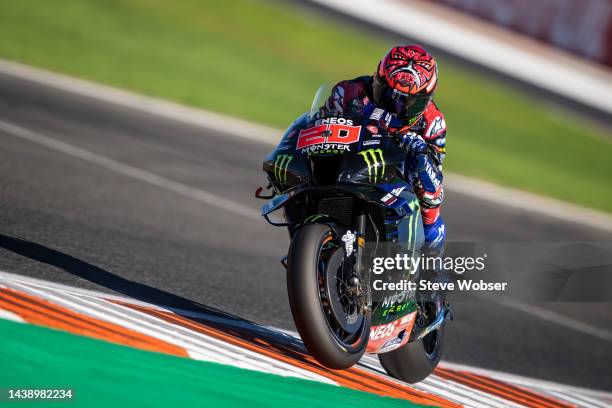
[373,75,433,122]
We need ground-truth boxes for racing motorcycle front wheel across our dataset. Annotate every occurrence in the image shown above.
[287,223,370,369]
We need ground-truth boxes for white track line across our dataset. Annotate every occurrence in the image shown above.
[0,120,260,222]
[1,59,611,231]
[0,60,280,145]
[495,298,612,343]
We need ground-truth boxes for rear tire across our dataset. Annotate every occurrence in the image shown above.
[287,224,369,369]
[378,323,445,383]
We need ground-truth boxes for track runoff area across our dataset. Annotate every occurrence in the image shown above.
[1,272,610,408]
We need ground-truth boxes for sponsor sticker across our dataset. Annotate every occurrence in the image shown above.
[314,117,354,126]
[369,321,398,341]
[341,230,356,255]
[297,123,361,150]
[380,186,405,205]
[426,116,446,138]
[380,336,403,352]
[369,108,385,121]
[358,149,386,183]
[400,311,416,325]
[363,139,380,146]
[366,124,379,135]
[380,193,397,206]
[382,290,411,308]
[301,143,351,155]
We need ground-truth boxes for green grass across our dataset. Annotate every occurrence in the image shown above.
[0,319,416,407]
[0,0,610,212]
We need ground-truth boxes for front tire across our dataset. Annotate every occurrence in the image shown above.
[287,224,369,369]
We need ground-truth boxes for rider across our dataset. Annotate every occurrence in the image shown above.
[325,45,446,255]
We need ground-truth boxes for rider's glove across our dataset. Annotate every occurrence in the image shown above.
[401,132,430,177]
[400,132,428,158]
[361,103,404,134]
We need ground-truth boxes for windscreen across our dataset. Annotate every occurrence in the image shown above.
[307,83,336,123]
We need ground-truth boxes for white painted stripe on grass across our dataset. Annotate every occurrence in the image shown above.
[0,120,260,221]
[1,59,611,231]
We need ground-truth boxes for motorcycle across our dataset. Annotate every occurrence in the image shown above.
[256,85,450,383]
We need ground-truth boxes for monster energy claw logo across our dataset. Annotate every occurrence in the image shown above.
[406,198,420,254]
[358,149,385,183]
[274,154,293,183]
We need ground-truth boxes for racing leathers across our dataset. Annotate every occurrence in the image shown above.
[326,76,447,254]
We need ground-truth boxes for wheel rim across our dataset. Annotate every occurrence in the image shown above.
[420,302,441,360]
[423,330,438,359]
[317,234,366,349]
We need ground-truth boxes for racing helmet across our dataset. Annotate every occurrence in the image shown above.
[372,45,438,126]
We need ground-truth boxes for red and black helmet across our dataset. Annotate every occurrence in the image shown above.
[373,45,438,125]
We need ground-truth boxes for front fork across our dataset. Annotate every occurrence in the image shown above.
[346,212,368,314]
[280,212,370,314]
[353,213,367,277]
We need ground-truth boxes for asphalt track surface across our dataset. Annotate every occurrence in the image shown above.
[0,73,611,391]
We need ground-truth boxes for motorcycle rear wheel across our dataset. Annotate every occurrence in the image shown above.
[378,307,445,383]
